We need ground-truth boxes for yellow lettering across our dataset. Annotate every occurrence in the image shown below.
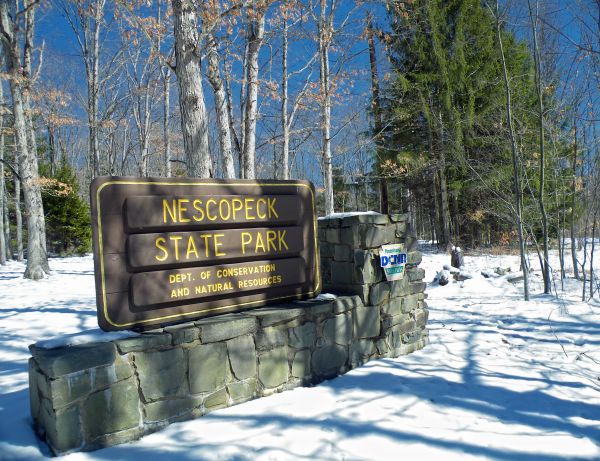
[277,230,288,250]
[214,233,226,256]
[163,199,177,223]
[169,235,183,260]
[155,237,168,261]
[241,232,252,255]
[266,230,277,252]
[199,234,211,257]
[206,199,217,221]
[255,232,266,253]
[232,198,243,220]
[192,199,205,222]
[256,198,267,219]
[219,199,231,220]
[186,236,199,259]
[268,197,279,218]
[245,198,256,220]
[178,199,191,223]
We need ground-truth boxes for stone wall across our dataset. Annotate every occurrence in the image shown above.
[29,213,428,455]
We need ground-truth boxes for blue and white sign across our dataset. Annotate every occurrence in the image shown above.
[380,244,407,281]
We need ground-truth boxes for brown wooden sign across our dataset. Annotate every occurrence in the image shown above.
[90,177,320,331]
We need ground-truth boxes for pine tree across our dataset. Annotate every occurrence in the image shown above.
[40,159,91,256]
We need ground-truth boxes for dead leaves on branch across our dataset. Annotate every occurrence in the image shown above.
[36,177,73,197]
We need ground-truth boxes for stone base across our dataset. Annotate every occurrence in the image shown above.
[30,213,429,455]
[29,295,428,455]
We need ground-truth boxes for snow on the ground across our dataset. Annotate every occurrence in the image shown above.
[0,250,599,461]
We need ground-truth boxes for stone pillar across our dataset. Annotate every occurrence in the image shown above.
[318,213,429,359]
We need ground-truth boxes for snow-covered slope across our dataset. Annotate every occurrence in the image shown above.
[0,251,598,460]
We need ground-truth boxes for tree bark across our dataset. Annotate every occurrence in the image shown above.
[438,152,451,246]
[366,12,388,214]
[206,33,235,179]
[528,0,551,294]
[497,0,529,300]
[3,180,10,260]
[319,0,334,215]
[0,78,5,265]
[172,0,212,178]
[163,69,172,177]
[571,117,579,279]
[242,6,266,180]
[278,6,290,180]
[1,0,48,278]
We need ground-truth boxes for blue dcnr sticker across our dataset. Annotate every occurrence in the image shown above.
[379,244,407,281]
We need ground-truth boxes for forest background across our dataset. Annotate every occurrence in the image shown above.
[0,0,598,301]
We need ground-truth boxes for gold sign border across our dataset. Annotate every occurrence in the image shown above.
[95,180,320,328]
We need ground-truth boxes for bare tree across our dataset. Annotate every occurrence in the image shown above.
[317,0,334,215]
[0,77,5,265]
[528,0,551,294]
[206,32,235,178]
[241,3,267,179]
[0,0,49,279]
[57,0,107,178]
[495,0,530,301]
[171,0,211,177]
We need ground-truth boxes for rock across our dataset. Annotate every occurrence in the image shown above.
[197,315,256,343]
[227,335,257,380]
[450,246,464,268]
[41,399,82,453]
[258,347,288,389]
[227,379,257,403]
[353,305,380,339]
[312,344,347,376]
[188,343,228,394]
[507,272,525,283]
[454,271,473,281]
[82,377,140,440]
[435,270,450,286]
[323,313,353,345]
[443,264,460,274]
[288,322,316,349]
[134,348,187,401]
[291,349,311,379]
[30,343,117,379]
[333,295,362,313]
[115,334,171,354]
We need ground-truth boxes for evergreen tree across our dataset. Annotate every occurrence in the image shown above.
[381,0,566,247]
[40,159,91,256]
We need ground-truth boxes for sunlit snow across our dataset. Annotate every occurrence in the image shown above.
[0,248,598,460]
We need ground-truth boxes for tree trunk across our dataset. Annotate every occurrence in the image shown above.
[366,12,388,214]
[0,79,5,265]
[319,0,334,215]
[278,7,290,180]
[438,157,451,246]
[171,0,212,178]
[528,0,551,294]
[590,212,597,299]
[242,6,266,180]
[496,0,529,300]
[14,165,23,261]
[206,33,235,179]
[571,117,579,279]
[163,69,172,177]
[3,180,10,260]
[1,1,49,278]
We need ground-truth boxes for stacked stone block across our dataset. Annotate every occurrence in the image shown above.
[29,212,428,455]
[319,213,428,358]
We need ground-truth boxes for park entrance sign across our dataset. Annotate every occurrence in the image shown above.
[90,177,320,331]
